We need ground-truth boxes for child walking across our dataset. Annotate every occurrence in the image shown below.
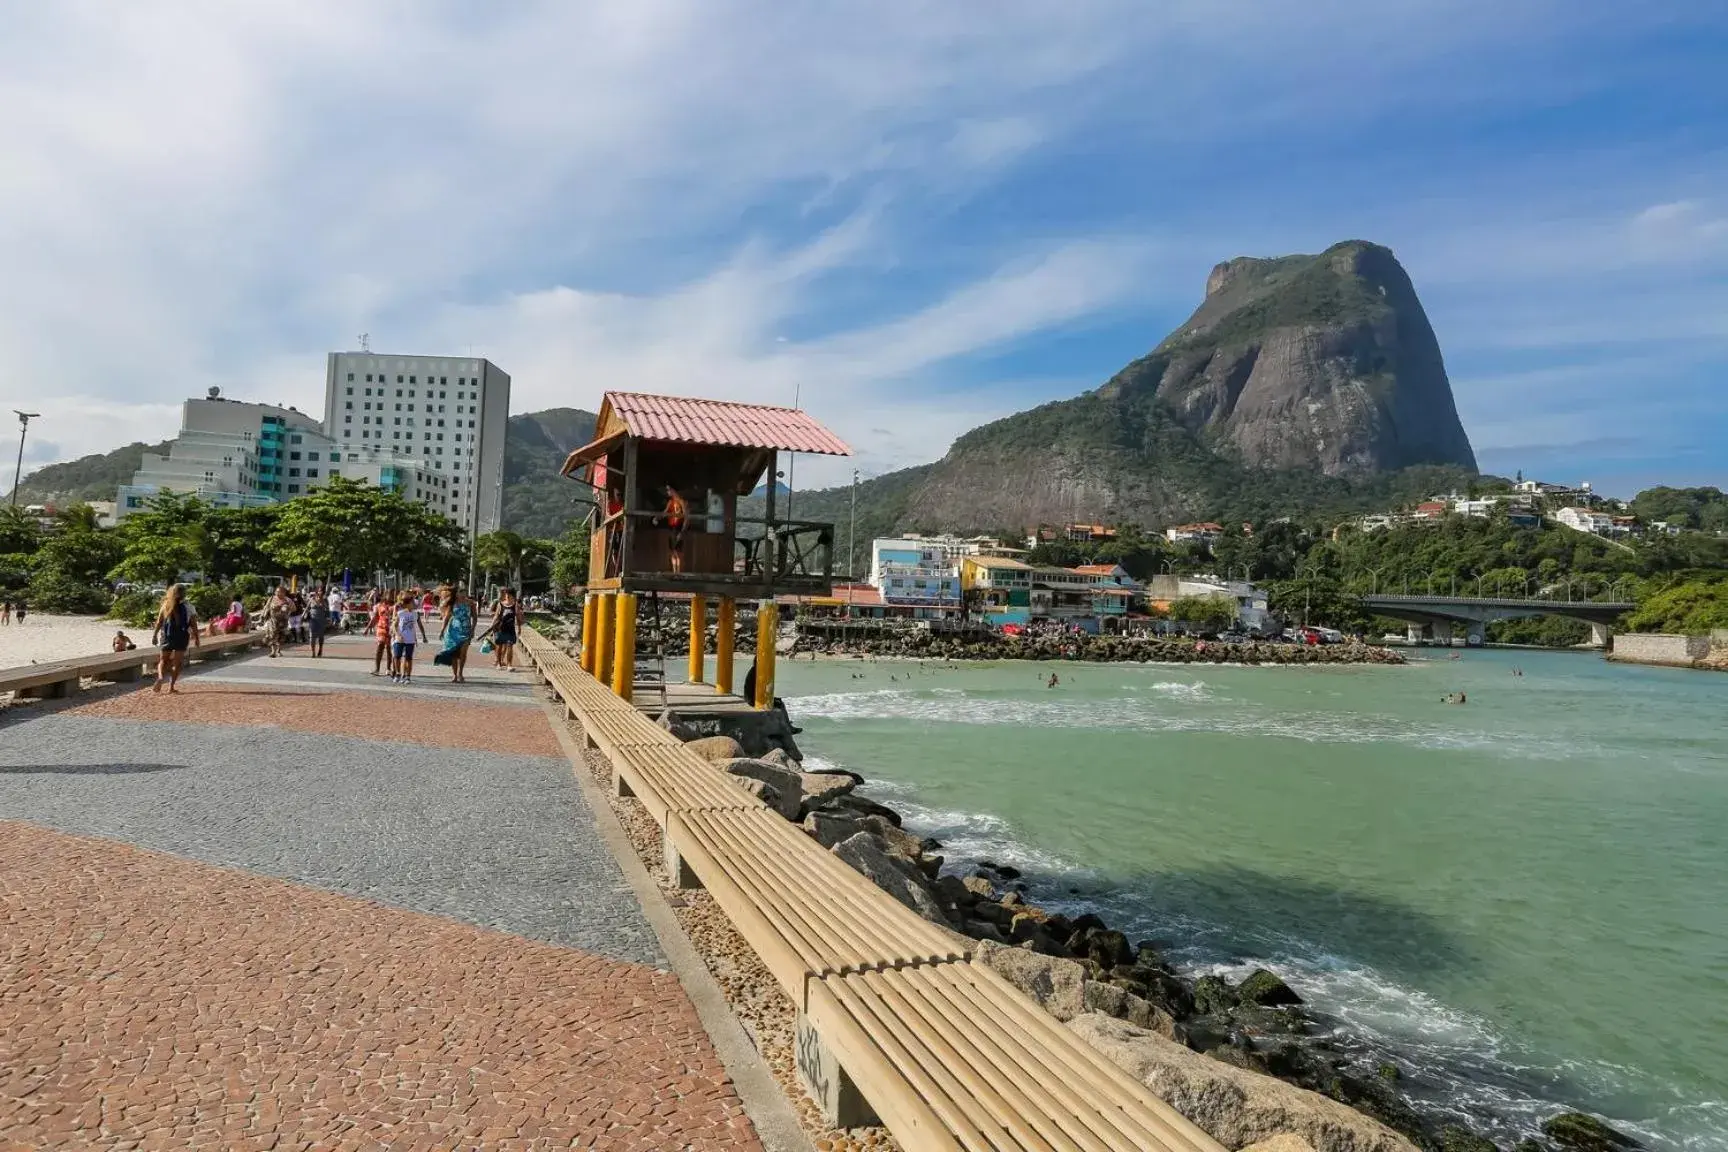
[391,591,428,684]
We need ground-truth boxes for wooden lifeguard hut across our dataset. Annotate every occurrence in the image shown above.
[559,391,852,709]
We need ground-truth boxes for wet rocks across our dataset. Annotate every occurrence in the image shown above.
[790,623,1406,667]
[1541,1113,1644,1152]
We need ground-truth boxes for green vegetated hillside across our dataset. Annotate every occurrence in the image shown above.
[500,407,598,538]
[4,440,171,506]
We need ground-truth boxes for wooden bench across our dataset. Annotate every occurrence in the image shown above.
[666,807,970,1009]
[519,627,1226,1152]
[803,961,1222,1151]
[0,631,262,700]
[610,744,765,825]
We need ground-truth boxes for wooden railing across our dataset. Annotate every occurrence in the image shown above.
[521,626,1224,1152]
[590,510,834,586]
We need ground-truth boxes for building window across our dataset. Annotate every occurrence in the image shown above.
[290,434,302,444]
[345,387,353,396]
[395,403,401,411]
[394,417,401,425]
[439,393,445,401]
[288,484,300,494]
[330,452,341,462]
[436,433,443,441]
[365,374,373,383]
[307,469,319,478]
[407,403,414,411]
[288,468,300,477]
[346,372,354,381]
[453,433,461,442]
[289,451,301,461]
[344,401,352,410]
[456,405,463,414]
[396,376,403,384]
[308,452,319,461]
[467,420,474,428]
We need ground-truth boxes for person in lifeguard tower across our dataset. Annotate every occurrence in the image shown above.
[658,484,689,573]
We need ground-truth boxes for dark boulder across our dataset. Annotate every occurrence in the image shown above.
[1237,967,1303,1007]
[1542,1114,1643,1152]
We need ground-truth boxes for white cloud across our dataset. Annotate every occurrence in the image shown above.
[3,0,1723,497]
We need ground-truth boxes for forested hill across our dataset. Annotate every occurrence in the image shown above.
[4,440,171,506]
[501,407,598,538]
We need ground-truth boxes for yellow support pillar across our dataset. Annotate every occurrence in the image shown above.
[611,592,638,700]
[754,598,777,710]
[593,592,616,686]
[687,595,707,685]
[580,594,599,674]
[715,597,735,696]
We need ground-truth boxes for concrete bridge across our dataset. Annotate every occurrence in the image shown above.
[1359,594,1635,647]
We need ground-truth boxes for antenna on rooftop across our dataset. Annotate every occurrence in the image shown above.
[358,333,371,352]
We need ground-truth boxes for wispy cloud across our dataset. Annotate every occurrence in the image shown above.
[2,0,1725,502]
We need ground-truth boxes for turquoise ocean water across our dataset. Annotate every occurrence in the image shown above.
[755,648,1727,1150]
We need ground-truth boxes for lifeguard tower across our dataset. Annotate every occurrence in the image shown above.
[559,392,851,710]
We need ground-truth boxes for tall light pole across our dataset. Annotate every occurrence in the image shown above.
[11,411,40,508]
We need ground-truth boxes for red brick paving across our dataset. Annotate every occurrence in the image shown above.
[0,822,764,1151]
[64,684,563,758]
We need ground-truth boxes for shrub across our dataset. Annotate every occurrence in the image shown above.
[232,574,268,597]
[27,568,112,615]
[108,589,161,629]
[189,584,230,620]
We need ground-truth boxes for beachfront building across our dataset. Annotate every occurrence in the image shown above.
[960,555,1034,624]
[322,350,511,536]
[867,537,963,619]
[1555,506,1617,535]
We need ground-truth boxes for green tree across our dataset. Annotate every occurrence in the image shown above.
[266,478,400,578]
[206,505,282,580]
[1168,594,1238,632]
[111,493,213,584]
[1624,579,1728,634]
[551,519,592,597]
[474,529,551,590]
[0,505,41,555]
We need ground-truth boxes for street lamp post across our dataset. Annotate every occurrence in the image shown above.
[11,411,40,508]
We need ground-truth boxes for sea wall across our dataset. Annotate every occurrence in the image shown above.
[1607,632,1718,669]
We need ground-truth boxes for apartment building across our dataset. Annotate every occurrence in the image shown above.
[323,352,511,536]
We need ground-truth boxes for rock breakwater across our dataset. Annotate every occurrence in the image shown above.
[647,703,1641,1152]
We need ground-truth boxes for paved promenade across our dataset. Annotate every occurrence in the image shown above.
[0,632,765,1151]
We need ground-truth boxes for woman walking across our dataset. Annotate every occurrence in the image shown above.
[264,586,291,657]
[391,590,428,684]
[479,587,520,672]
[307,586,330,657]
[433,586,475,683]
[151,584,201,693]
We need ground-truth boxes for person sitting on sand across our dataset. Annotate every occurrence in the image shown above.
[112,630,136,652]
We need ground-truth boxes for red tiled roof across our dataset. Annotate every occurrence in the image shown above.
[606,392,851,456]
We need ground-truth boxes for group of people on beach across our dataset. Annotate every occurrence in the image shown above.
[0,598,25,625]
[119,578,525,694]
[364,584,519,685]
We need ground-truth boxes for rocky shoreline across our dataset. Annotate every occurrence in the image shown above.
[791,627,1407,666]
[648,701,1641,1152]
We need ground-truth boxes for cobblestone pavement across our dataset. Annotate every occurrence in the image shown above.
[0,633,771,1149]
[0,822,763,1151]
[65,683,564,758]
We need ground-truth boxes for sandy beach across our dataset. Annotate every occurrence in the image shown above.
[0,614,136,669]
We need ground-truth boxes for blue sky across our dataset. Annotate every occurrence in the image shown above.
[2,1,1725,497]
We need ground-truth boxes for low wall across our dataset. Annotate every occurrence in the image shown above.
[1607,632,1712,667]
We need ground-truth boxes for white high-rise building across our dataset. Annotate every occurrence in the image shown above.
[322,352,510,540]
